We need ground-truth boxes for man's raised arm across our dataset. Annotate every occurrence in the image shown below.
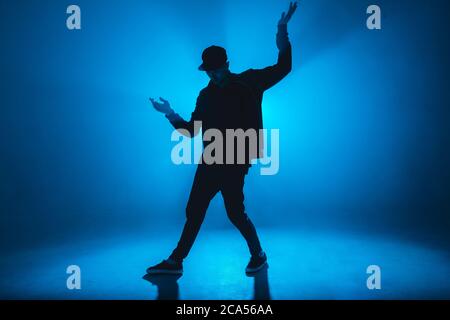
[253,1,298,91]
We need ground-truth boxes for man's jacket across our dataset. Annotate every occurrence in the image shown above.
[166,24,292,165]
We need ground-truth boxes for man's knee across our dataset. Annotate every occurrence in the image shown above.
[185,202,197,220]
[226,204,248,224]
[185,200,207,222]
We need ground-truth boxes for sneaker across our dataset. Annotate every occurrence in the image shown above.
[146,259,183,275]
[245,251,268,273]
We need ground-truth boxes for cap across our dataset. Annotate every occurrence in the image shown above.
[198,45,228,71]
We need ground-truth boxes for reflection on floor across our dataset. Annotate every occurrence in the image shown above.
[1,228,450,299]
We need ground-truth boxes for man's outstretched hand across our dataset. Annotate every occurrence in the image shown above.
[278,1,298,26]
[150,97,173,115]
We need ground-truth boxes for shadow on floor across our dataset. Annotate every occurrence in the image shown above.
[143,273,182,300]
[247,264,272,300]
[143,264,271,300]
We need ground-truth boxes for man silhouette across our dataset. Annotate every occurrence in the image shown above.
[148,2,297,275]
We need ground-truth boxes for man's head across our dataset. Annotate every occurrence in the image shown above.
[199,45,230,86]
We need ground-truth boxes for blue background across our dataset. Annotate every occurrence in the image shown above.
[1,0,450,299]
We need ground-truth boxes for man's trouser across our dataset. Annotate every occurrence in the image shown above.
[169,164,262,262]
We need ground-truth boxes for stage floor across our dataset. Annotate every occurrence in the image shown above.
[1,228,450,299]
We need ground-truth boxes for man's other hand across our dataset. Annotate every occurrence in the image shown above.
[150,97,173,115]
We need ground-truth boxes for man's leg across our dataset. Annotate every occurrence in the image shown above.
[169,165,219,262]
[221,166,263,257]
